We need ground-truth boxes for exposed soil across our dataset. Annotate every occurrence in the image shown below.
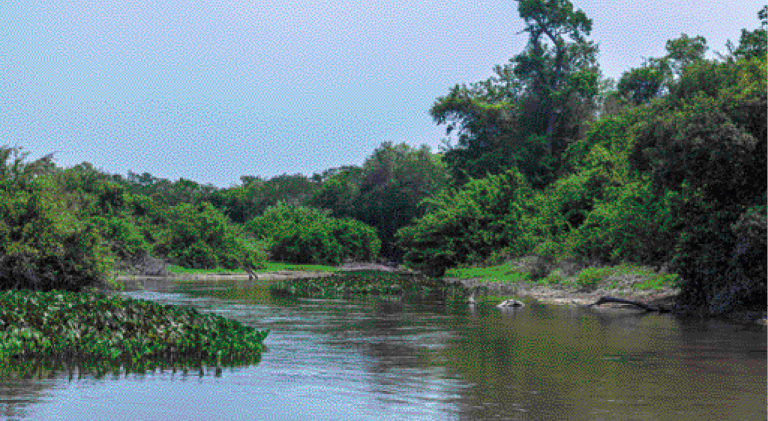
[445,277,766,325]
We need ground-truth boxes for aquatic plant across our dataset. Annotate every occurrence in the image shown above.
[0,291,269,366]
[270,271,465,300]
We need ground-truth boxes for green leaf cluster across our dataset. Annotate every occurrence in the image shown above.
[155,202,266,271]
[308,142,448,258]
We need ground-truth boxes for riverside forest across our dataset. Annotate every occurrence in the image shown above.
[0,2,765,416]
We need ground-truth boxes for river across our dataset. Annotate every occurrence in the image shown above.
[1,278,765,420]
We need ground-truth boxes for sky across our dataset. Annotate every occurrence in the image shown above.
[2,0,764,187]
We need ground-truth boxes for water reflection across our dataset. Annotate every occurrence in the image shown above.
[1,278,765,420]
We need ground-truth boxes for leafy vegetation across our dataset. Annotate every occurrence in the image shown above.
[308,142,449,259]
[432,0,599,187]
[397,169,535,276]
[444,263,530,284]
[0,290,268,365]
[246,203,380,265]
[2,3,764,318]
[270,271,465,300]
[0,148,113,291]
[396,4,766,315]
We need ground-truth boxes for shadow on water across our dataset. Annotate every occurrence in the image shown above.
[2,277,765,420]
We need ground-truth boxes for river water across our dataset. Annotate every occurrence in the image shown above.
[1,278,765,420]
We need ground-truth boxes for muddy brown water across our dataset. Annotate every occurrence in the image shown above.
[1,277,765,420]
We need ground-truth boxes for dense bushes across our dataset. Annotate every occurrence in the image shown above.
[0,147,113,291]
[246,203,380,265]
[397,169,534,276]
[396,24,766,314]
[155,202,266,270]
[308,142,448,258]
[0,146,272,288]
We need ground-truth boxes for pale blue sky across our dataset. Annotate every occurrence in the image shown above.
[2,0,764,187]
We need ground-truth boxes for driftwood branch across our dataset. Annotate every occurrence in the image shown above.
[586,296,669,313]
[241,267,258,281]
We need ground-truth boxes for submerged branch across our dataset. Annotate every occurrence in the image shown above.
[586,296,670,313]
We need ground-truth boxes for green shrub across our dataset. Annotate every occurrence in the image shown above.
[575,267,610,291]
[569,180,681,265]
[155,202,266,270]
[542,269,567,285]
[246,203,380,265]
[92,216,151,263]
[0,146,113,291]
[396,169,533,277]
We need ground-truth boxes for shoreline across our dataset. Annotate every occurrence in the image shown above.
[448,277,766,326]
[116,265,766,326]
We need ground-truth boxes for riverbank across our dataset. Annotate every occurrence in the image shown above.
[117,262,766,326]
[447,276,766,326]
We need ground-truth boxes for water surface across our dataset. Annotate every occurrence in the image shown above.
[1,278,765,420]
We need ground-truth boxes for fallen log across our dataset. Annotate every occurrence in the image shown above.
[586,296,669,313]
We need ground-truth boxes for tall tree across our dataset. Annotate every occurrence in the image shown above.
[618,34,708,105]
[727,6,767,60]
[432,0,599,187]
[309,143,449,259]
[513,0,598,152]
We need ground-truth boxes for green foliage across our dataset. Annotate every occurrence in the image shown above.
[92,216,151,263]
[155,202,266,271]
[209,173,319,224]
[634,273,679,290]
[727,6,767,61]
[432,0,599,188]
[541,269,567,285]
[617,63,667,105]
[569,180,680,265]
[575,267,609,291]
[246,203,380,265]
[617,34,708,105]
[309,143,448,258]
[0,146,113,291]
[116,172,217,208]
[444,263,530,284]
[257,262,341,273]
[270,271,464,300]
[627,47,767,312]
[0,290,268,365]
[397,169,534,276]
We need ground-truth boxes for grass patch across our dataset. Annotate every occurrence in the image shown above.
[0,290,269,369]
[168,266,245,275]
[444,263,529,284]
[575,267,611,291]
[635,273,680,290]
[258,262,341,273]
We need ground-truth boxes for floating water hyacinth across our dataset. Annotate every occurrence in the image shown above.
[0,290,269,367]
[269,270,466,300]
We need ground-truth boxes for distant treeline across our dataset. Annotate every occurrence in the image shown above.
[1,2,765,315]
